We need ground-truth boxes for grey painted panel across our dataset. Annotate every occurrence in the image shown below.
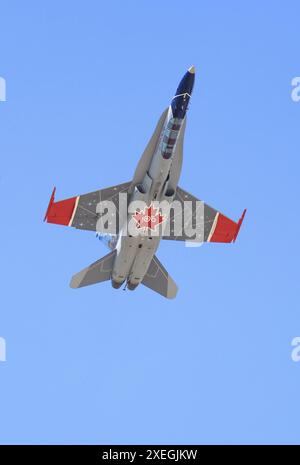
[70,250,116,288]
[71,182,131,233]
[167,118,186,191]
[142,255,177,299]
[162,186,218,242]
[132,108,169,186]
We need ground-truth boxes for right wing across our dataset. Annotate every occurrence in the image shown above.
[142,255,178,299]
[162,186,246,243]
[44,182,131,234]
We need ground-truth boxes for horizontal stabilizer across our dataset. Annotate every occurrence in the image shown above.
[70,250,116,289]
[142,255,178,299]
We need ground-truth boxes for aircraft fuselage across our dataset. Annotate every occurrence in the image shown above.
[111,67,195,290]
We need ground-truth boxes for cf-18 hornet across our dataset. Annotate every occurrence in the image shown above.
[44,66,246,299]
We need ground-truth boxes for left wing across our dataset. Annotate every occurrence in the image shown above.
[44,182,131,234]
[70,250,116,289]
[162,186,246,243]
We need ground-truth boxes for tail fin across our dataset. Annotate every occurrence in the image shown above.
[70,250,116,289]
[142,255,178,299]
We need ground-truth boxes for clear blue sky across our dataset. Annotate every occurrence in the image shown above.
[0,1,300,445]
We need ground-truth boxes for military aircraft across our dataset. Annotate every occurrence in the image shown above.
[44,66,246,299]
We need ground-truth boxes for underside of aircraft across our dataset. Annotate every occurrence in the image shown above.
[45,67,246,298]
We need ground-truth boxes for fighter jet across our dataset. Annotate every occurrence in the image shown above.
[44,66,246,299]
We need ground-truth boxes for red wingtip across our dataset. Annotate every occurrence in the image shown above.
[233,208,247,243]
[44,187,56,222]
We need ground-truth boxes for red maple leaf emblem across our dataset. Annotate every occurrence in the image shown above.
[132,204,166,232]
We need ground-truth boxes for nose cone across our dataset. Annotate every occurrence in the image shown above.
[171,66,195,119]
[175,66,195,97]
